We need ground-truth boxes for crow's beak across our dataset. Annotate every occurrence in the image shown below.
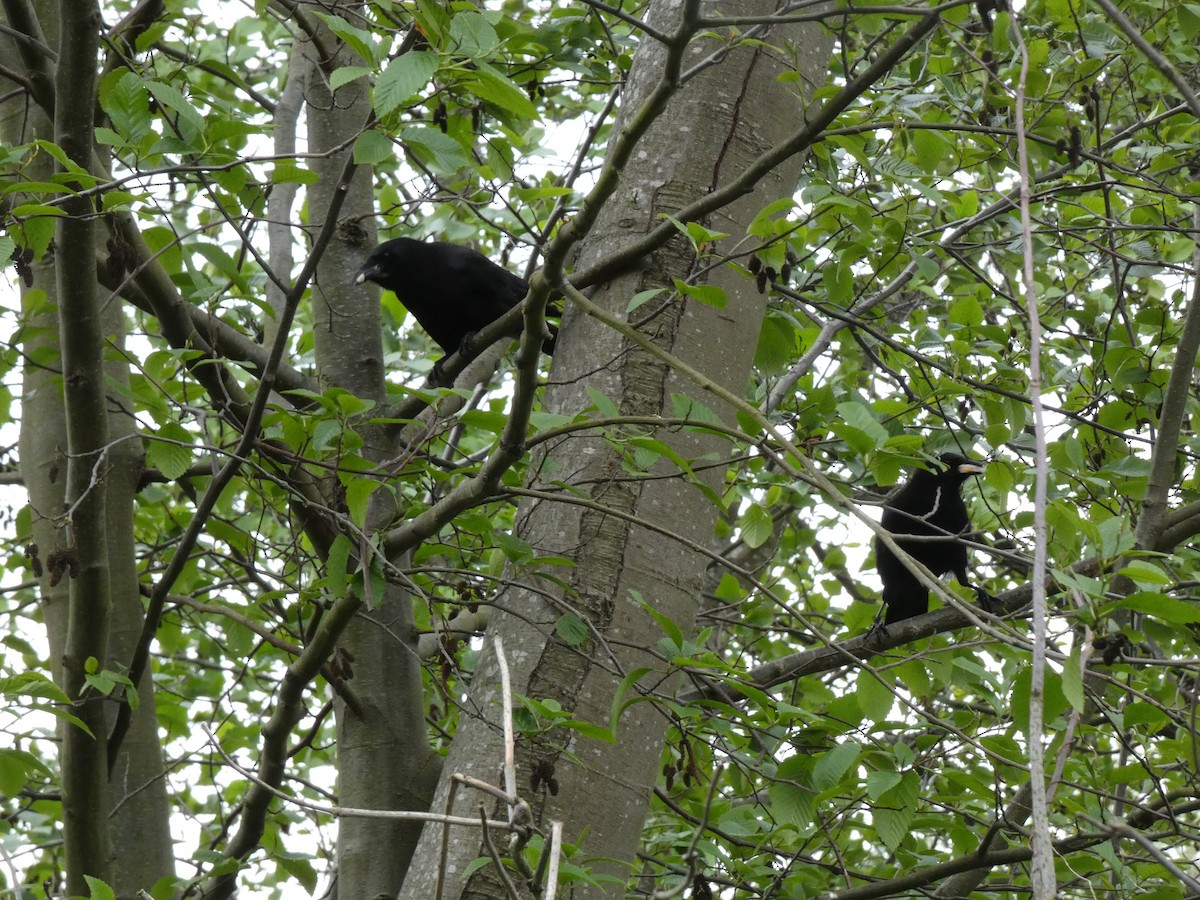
[958,461,986,475]
[354,263,378,285]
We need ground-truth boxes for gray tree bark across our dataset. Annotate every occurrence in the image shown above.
[303,8,441,896]
[7,2,175,896]
[398,2,833,897]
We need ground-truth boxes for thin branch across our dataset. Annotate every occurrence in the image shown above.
[1011,10,1054,897]
[576,0,671,44]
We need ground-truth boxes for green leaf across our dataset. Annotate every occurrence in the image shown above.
[464,62,538,121]
[874,805,913,851]
[345,478,382,529]
[0,671,71,703]
[1062,647,1085,712]
[275,853,318,893]
[207,520,250,558]
[353,129,394,165]
[11,204,64,258]
[146,422,193,480]
[0,748,49,796]
[99,70,152,142]
[910,128,950,173]
[313,11,379,64]
[1178,4,1200,37]
[632,590,684,649]
[555,612,589,646]
[449,10,500,56]
[398,125,470,174]
[330,65,372,91]
[865,770,902,801]
[494,531,534,563]
[145,80,205,144]
[949,296,983,327]
[1012,663,1069,736]
[586,387,620,418]
[1117,593,1200,624]
[84,875,116,900]
[737,503,773,550]
[374,51,438,117]
[628,287,667,312]
[672,279,726,308]
[855,670,893,722]
[1114,560,1170,586]
[327,534,354,596]
[608,666,655,736]
[271,161,320,185]
[833,401,889,453]
[771,756,815,829]
[812,741,860,791]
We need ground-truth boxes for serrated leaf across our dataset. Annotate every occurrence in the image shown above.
[855,670,893,722]
[100,70,152,142]
[353,129,393,165]
[464,62,538,121]
[374,51,438,117]
[874,806,913,851]
[771,756,815,828]
[146,422,193,480]
[811,741,860,791]
[737,503,773,549]
[0,671,70,703]
[313,11,379,64]
[449,10,500,56]
[949,296,983,327]
[330,65,372,92]
[145,80,205,143]
[555,612,589,646]
[865,770,902,800]
[84,875,116,900]
[398,125,470,174]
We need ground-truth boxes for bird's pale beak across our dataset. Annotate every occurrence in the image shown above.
[354,263,378,285]
[958,462,986,475]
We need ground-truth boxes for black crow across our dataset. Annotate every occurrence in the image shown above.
[354,237,555,382]
[875,453,992,625]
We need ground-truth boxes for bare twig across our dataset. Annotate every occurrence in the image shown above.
[542,821,564,900]
[1011,10,1054,897]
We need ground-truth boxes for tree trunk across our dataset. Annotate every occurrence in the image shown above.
[398,2,833,897]
[302,8,441,896]
[10,2,175,896]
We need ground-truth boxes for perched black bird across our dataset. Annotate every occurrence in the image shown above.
[354,237,556,382]
[875,453,991,625]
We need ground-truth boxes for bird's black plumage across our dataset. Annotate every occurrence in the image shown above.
[354,238,555,381]
[875,453,990,625]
